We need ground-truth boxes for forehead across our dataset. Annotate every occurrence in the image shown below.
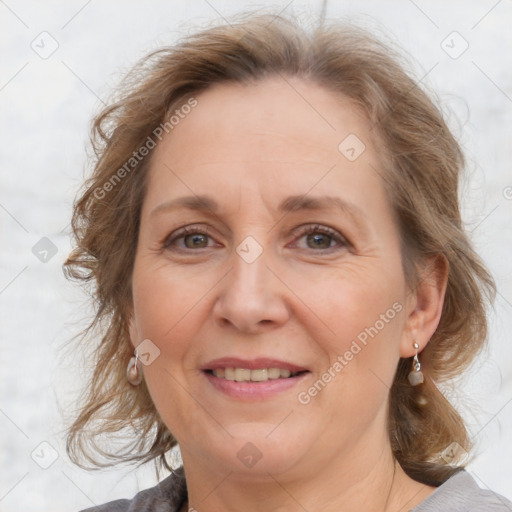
[144,77,390,221]
[164,77,373,164]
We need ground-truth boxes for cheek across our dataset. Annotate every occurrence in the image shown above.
[130,264,214,434]
[299,295,404,440]
[131,258,214,340]
[304,261,405,397]
[129,263,212,394]
[299,260,404,346]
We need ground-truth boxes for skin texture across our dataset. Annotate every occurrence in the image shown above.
[129,77,448,511]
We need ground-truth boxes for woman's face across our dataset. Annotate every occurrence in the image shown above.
[129,77,417,478]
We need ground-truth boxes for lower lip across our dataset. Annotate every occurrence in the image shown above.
[203,371,309,400]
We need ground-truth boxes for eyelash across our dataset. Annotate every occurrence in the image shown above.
[162,224,350,253]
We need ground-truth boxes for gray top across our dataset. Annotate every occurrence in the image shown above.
[81,467,512,511]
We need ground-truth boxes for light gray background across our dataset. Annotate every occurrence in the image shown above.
[1,1,511,510]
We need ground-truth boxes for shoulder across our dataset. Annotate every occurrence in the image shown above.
[78,467,187,512]
[413,470,512,511]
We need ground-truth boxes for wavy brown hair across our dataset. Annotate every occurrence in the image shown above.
[64,13,495,485]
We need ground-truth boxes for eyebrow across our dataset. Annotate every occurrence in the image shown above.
[150,194,369,233]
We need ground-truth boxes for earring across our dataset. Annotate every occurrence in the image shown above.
[126,351,143,386]
[407,341,424,386]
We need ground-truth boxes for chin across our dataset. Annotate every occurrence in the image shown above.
[207,422,311,478]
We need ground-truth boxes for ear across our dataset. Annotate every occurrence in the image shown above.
[400,254,449,358]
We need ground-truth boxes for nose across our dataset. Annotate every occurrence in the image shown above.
[212,246,290,334]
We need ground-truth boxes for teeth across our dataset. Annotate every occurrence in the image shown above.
[235,368,251,381]
[268,368,281,379]
[251,369,268,382]
[211,367,300,382]
[213,368,225,379]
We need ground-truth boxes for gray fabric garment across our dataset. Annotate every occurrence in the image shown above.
[80,466,187,512]
[411,470,512,511]
[80,467,512,511]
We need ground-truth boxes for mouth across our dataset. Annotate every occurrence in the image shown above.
[204,367,308,382]
[201,357,310,400]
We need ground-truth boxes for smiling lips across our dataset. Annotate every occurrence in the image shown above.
[202,357,309,392]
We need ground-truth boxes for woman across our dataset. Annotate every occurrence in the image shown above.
[64,13,511,511]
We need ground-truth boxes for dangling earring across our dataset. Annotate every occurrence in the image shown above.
[407,341,424,386]
[126,351,143,386]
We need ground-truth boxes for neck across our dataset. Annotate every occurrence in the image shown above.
[179,429,435,512]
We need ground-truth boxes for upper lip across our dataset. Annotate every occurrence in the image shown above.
[201,357,309,373]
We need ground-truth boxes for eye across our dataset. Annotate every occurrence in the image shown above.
[163,225,218,250]
[162,224,350,253]
[291,224,350,252]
